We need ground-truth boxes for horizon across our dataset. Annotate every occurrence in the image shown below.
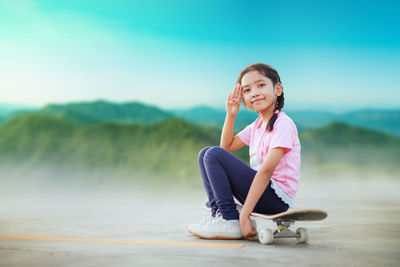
[1,0,399,110]
[1,99,400,114]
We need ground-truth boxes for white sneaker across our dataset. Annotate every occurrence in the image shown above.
[189,213,242,240]
[188,215,215,234]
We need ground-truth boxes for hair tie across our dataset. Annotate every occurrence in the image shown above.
[274,110,280,115]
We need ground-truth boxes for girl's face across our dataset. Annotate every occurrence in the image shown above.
[241,70,282,113]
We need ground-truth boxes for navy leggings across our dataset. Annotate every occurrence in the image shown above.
[199,146,289,220]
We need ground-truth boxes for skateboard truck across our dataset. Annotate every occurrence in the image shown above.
[273,219,297,238]
[252,219,310,245]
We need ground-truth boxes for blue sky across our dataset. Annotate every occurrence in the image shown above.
[0,0,399,110]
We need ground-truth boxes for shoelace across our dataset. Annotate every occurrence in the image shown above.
[209,213,225,225]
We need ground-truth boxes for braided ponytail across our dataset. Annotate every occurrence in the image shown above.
[266,92,285,131]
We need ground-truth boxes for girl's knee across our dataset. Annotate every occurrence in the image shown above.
[204,146,227,162]
[198,146,212,161]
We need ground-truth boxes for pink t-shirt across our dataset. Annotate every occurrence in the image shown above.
[237,112,301,204]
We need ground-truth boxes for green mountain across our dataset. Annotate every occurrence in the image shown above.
[3,101,399,138]
[0,103,38,125]
[0,112,399,188]
[300,122,400,175]
[0,113,248,186]
[36,100,175,125]
[338,109,400,137]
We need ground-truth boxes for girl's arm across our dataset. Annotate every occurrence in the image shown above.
[220,84,246,152]
[239,147,286,239]
[220,114,246,152]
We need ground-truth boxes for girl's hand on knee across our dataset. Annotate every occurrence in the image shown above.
[239,213,257,240]
[226,83,242,116]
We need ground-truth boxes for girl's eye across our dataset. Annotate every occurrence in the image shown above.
[258,83,265,87]
[243,89,250,93]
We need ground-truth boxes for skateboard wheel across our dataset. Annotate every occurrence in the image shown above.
[296,227,309,243]
[258,228,273,245]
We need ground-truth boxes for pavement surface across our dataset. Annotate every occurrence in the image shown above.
[0,178,399,266]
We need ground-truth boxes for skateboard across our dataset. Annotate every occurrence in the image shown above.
[205,201,327,245]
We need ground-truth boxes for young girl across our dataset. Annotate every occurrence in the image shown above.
[188,63,301,240]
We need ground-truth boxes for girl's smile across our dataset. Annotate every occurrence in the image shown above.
[252,98,264,104]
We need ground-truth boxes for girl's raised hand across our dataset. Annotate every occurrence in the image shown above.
[226,83,242,116]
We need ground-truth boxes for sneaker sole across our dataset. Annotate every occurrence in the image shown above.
[188,229,242,240]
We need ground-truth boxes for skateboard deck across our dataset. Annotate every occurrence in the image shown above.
[204,201,327,244]
[249,209,327,221]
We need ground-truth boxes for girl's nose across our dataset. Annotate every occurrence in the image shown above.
[251,89,259,97]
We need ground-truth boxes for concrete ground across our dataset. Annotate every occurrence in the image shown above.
[0,178,399,267]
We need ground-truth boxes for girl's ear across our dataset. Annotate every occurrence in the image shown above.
[275,82,283,97]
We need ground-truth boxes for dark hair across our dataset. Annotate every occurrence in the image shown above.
[237,63,285,131]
